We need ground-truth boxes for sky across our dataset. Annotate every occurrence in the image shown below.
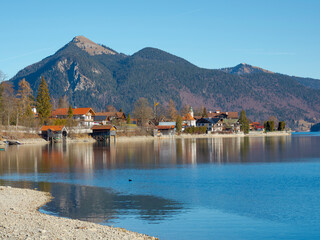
[0,0,319,80]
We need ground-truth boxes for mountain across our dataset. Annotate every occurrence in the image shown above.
[8,36,320,128]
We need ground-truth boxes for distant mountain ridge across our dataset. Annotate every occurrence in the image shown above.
[8,36,320,128]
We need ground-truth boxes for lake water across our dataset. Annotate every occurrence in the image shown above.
[1,133,320,239]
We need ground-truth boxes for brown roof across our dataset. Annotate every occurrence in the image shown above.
[206,111,239,119]
[156,125,175,130]
[95,112,125,118]
[40,125,65,132]
[91,125,116,130]
[227,112,239,119]
[52,108,95,116]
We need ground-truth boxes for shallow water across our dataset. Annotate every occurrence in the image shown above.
[1,133,320,239]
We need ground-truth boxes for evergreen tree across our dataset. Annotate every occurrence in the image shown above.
[202,107,208,117]
[278,121,286,131]
[67,104,73,119]
[36,77,52,124]
[126,113,131,124]
[176,115,182,133]
[239,110,249,134]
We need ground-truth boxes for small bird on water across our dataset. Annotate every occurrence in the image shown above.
[128,179,132,182]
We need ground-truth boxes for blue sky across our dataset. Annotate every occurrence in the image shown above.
[0,0,319,79]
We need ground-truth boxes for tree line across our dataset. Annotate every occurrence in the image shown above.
[0,76,53,127]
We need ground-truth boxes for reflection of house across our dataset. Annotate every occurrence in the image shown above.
[94,112,126,124]
[40,125,67,141]
[196,118,223,132]
[52,108,95,127]
[91,125,117,141]
[155,125,175,136]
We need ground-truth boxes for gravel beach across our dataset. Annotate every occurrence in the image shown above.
[0,186,156,240]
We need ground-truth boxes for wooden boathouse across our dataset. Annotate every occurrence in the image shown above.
[40,125,68,142]
[91,125,117,142]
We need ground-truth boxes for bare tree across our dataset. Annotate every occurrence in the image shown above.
[133,98,153,126]
[0,70,7,83]
[106,105,117,112]
[167,99,178,121]
[180,104,191,116]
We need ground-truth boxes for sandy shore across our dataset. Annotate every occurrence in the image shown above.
[0,186,156,240]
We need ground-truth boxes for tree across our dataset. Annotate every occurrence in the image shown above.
[239,110,249,134]
[202,107,208,117]
[167,99,178,121]
[278,121,286,131]
[0,70,6,83]
[36,77,52,124]
[106,105,117,112]
[67,104,73,118]
[264,120,275,132]
[133,98,153,126]
[58,95,69,108]
[17,79,33,126]
[1,82,15,125]
[180,104,191,116]
[176,115,182,133]
[268,116,279,128]
[126,113,131,124]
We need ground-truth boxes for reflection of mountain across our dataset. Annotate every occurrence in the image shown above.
[41,182,183,224]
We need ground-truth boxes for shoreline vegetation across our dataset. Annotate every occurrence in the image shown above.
[0,186,156,240]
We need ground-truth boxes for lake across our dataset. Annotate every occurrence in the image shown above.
[1,133,320,239]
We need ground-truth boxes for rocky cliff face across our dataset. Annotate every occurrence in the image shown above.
[8,36,320,128]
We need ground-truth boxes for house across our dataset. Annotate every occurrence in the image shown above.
[223,119,240,133]
[250,122,265,131]
[93,112,126,125]
[155,125,175,136]
[40,125,67,142]
[91,125,117,141]
[51,107,95,127]
[196,118,224,132]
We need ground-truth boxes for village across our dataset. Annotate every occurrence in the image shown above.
[38,105,269,143]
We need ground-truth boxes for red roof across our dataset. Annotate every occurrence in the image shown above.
[156,125,175,130]
[40,125,65,132]
[182,113,195,121]
[52,108,95,116]
[91,125,116,130]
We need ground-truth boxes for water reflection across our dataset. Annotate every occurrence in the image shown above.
[0,180,183,224]
[0,135,319,176]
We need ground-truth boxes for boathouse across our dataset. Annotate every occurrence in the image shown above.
[155,125,175,136]
[40,125,68,142]
[91,125,117,142]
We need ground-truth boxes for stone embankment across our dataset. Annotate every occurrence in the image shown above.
[0,186,156,240]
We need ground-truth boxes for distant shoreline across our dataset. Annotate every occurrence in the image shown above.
[0,131,291,145]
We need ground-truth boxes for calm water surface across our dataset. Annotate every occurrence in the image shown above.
[1,133,320,239]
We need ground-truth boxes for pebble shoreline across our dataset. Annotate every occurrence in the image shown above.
[0,186,156,240]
